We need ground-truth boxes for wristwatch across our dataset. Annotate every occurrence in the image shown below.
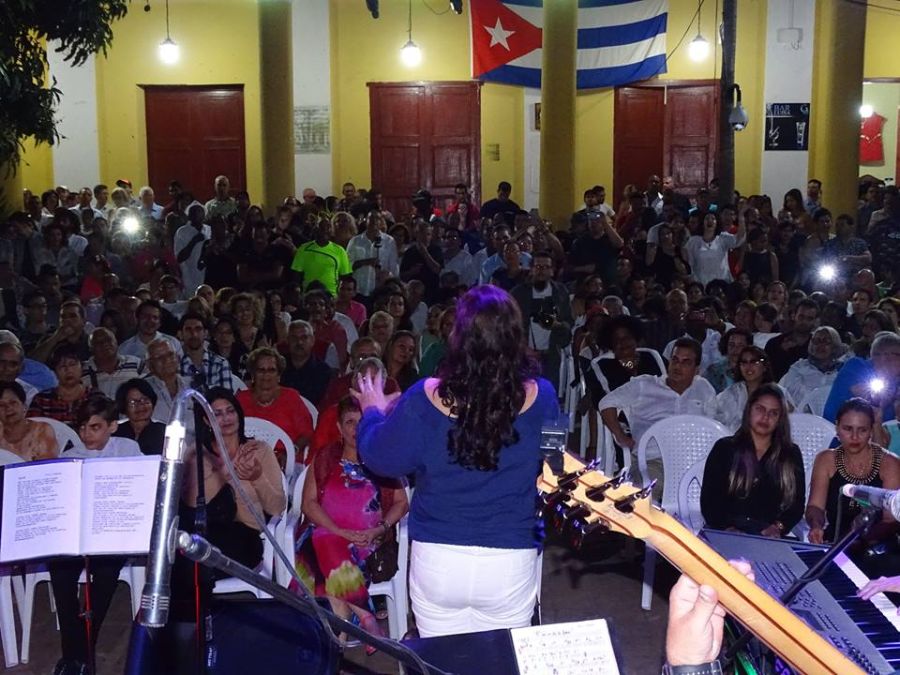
[662,661,723,675]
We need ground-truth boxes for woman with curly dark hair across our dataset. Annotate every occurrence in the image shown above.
[353,285,559,638]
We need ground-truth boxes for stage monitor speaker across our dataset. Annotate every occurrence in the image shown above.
[126,599,341,675]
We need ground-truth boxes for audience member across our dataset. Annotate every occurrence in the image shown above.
[113,377,165,455]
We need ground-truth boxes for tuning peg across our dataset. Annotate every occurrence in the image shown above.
[584,469,632,501]
[556,459,602,491]
[614,480,657,513]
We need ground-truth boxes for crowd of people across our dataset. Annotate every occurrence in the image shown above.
[3,171,900,674]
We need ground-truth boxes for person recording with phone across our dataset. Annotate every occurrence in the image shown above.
[347,211,399,300]
[823,332,900,423]
[510,251,573,381]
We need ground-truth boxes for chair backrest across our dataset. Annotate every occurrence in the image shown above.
[788,413,836,496]
[797,385,831,417]
[637,415,729,517]
[290,465,307,518]
[677,457,708,534]
[299,395,319,430]
[0,449,24,466]
[28,417,84,455]
[231,374,247,392]
[244,416,295,479]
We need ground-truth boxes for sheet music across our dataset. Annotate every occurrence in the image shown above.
[0,461,82,561]
[510,618,620,675]
[79,456,160,555]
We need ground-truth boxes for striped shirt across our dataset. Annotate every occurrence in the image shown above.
[82,355,145,399]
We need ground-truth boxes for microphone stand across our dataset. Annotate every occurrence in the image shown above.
[190,368,210,675]
[723,507,881,665]
[177,532,452,675]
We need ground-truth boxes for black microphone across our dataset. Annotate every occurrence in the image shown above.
[841,484,900,519]
[140,411,188,627]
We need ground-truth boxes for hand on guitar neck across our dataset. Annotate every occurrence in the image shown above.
[667,560,755,666]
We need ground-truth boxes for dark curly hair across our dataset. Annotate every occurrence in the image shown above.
[436,286,539,471]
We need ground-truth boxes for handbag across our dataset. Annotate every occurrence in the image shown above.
[367,531,399,583]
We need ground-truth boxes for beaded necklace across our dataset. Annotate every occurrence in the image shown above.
[835,444,882,485]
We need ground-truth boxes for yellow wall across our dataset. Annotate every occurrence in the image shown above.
[864,5,900,79]
[329,0,523,204]
[94,0,264,200]
[18,137,54,195]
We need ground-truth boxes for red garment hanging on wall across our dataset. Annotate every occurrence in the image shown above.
[860,113,886,164]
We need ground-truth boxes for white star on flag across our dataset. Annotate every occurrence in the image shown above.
[483,17,515,50]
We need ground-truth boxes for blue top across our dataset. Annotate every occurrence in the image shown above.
[822,356,895,423]
[358,378,559,549]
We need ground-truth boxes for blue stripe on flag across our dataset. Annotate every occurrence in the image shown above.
[576,53,667,89]
[577,14,667,48]
[502,0,543,6]
[479,64,542,89]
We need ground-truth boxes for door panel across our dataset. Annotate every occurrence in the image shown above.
[614,82,719,201]
[613,88,665,202]
[144,86,246,203]
[370,82,480,219]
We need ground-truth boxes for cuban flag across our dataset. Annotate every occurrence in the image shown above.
[471,0,668,90]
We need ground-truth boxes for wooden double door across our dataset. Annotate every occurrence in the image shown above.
[369,82,481,219]
[613,81,720,199]
[144,85,246,203]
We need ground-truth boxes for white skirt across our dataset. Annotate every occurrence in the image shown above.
[409,541,539,638]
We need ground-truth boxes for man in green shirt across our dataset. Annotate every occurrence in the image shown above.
[290,217,352,296]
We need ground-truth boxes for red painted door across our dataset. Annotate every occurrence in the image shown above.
[369,82,481,219]
[614,83,719,200]
[144,86,246,203]
[664,85,719,195]
[613,87,664,204]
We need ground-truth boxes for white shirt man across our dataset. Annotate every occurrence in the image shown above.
[174,205,211,298]
[663,327,730,375]
[347,228,399,297]
[599,339,717,493]
[440,228,477,287]
[118,302,181,361]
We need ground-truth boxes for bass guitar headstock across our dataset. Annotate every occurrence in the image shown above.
[537,451,658,546]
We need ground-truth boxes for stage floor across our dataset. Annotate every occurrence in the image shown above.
[0,533,672,674]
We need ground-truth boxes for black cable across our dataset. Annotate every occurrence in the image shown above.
[665,0,706,65]
[421,0,451,16]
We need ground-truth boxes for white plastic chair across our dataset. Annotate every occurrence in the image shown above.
[797,385,832,417]
[789,413,836,497]
[28,416,85,454]
[15,562,144,664]
[213,474,289,599]
[0,448,24,465]
[677,457,708,535]
[231,374,248,392]
[368,489,411,640]
[244,416,296,479]
[0,574,17,667]
[275,466,307,587]
[637,415,729,610]
[299,394,319,430]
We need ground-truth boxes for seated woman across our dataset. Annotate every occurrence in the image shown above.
[701,384,805,536]
[236,347,315,469]
[112,378,166,455]
[778,326,845,406]
[384,331,419,392]
[585,315,664,402]
[703,328,751,394]
[0,381,57,460]
[171,388,286,622]
[716,345,794,432]
[806,398,900,545]
[295,396,408,633]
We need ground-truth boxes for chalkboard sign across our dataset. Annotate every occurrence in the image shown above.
[765,102,811,151]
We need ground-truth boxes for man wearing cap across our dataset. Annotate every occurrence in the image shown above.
[204,175,237,220]
[115,178,137,206]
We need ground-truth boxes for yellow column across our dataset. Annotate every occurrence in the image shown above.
[808,0,866,216]
[539,0,577,230]
[0,166,24,217]
[259,0,295,211]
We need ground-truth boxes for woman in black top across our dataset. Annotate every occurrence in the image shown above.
[585,315,664,403]
[806,398,900,544]
[112,378,166,455]
[701,384,805,536]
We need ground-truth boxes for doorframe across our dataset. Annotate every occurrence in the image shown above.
[367,80,482,211]
[613,79,721,200]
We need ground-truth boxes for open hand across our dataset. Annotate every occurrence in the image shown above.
[351,370,401,414]
[859,575,900,602]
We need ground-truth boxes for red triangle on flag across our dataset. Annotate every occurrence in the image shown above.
[470,0,542,77]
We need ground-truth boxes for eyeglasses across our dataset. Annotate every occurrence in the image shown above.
[532,264,553,271]
[127,398,152,408]
[739,357,766,366]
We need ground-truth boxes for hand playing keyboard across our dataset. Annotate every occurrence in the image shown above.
[859,575,900,611]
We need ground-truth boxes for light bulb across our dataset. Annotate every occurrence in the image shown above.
[688,34,710,62]
[158,38,180,65]
[859,104,874,119]
[400,40,422,67]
